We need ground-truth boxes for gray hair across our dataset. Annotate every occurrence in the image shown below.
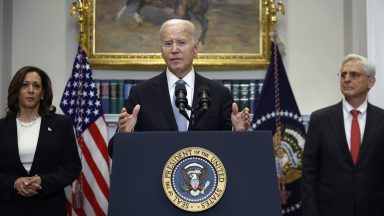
[159,19,199,44]
[342,54,376,76]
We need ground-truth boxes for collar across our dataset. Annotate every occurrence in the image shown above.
[166,68,195,89]
[342,98,368,115]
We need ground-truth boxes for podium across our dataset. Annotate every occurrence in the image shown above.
[108,131,281,216]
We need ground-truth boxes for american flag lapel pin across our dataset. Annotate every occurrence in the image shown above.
[48,127,52,131]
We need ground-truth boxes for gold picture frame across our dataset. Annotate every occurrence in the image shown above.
[80,0,273,70]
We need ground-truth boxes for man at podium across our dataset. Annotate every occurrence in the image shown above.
[108,19,250,157]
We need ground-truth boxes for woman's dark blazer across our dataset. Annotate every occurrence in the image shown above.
[0,114,81,216]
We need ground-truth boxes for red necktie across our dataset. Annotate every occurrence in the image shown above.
[350,109,360,164]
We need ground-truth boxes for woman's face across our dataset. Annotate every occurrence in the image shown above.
[18,71,44,112]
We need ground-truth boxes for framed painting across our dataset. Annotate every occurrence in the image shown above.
[81,0,272,69]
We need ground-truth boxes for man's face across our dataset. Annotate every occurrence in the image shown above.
[339,60,375,102]
[160,22,198,77]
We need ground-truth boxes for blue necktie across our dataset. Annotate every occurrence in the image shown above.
[173,80,188,131]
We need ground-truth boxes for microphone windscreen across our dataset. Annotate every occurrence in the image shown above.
[198,84,210,94]
[175,83,187,96]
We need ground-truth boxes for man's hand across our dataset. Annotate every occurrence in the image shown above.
[118,104,140,132]
[231,103,250,131]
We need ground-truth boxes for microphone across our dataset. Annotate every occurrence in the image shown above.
[189,85,210,130]
[198,85,211,111]
[175,82,188,111]
[174,82,191,122]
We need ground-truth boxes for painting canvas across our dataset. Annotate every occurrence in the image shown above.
[84,0,271,69]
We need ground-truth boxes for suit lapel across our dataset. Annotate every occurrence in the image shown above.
[151,72,178,130]
[192,73,204,109]
[6,118,28,175]
[29,116,50,175]
[358,103,379,164]
[191,72,210,130]
[328,102,354,164]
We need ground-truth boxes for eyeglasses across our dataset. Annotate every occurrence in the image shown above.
[160,39,189,48]
[21,82,42,90]
[337,71,369,80]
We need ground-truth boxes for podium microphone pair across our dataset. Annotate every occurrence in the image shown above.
[175,83,211,124]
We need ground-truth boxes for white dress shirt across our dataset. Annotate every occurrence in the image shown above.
[16,117,41,173]
[166,68,195,125]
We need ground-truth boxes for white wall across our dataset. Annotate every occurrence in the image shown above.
[10,0,78,115]
[281,0,345,114]
[0,0,4,115]
[0,0,12,116]
[367,0,384,108]
[1,0,375,118]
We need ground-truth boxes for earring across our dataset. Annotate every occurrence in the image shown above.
[41,97,44,100]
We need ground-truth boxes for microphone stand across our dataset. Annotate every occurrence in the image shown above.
[175,85,210,130]
[179,104,191,122]
[189,105,208,130]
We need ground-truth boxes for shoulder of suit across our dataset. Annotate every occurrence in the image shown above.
[368,102,384,114]
[195,73,227,90]
[0,116,15,126]
[44,113,71,123]
[132,72,165,90]
[310,102,341,117]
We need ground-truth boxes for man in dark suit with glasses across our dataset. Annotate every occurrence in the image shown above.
[302,54,384,216]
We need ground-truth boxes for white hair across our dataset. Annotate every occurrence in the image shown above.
[342,54,376,76]
[159,19,199,44]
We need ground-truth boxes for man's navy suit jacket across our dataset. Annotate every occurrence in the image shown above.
[108,72,234,157]
[302,102,384,216]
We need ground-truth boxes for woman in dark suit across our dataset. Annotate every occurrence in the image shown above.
[0,66,82,216]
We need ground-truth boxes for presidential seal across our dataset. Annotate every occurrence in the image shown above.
[162,147,226,212]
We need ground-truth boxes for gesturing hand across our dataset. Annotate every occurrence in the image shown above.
[118,104,140,132]
[231,103,250,131]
